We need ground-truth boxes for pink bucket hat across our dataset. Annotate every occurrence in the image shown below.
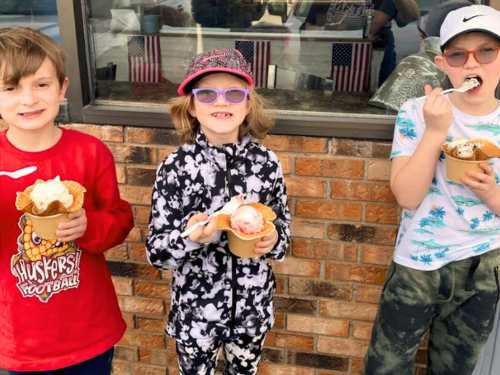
[177,48,254,96]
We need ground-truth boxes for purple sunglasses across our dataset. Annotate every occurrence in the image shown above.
[191,88,249,104]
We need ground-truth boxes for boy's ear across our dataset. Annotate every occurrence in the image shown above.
[58,77,69,101]
[434,54,447,73]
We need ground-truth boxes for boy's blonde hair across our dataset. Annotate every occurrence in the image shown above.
[0,27,66,86]
[169,88,274,143]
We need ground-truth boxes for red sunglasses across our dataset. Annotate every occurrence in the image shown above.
[443,46,499,67]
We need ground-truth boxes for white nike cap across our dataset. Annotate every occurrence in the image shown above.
[440,5,500,48]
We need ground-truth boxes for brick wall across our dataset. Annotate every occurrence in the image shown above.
[2,122,426,374]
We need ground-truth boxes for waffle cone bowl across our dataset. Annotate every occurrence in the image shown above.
[216,202,276,258]
[441,139,496,183]
[16,179,86,240]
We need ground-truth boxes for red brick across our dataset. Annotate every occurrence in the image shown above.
[296,200,362,221]
[325,263,387,285]
[116,164,126,184]
[296,158,364,178]
[352,321,373,340]
[126,128,178,145]
[105,244,128,261]
[126,227,142,242]
[257,362,314,375]
[136,317,165,334]
[134,206,152,225]
[265,332,314,351]
[119,330,165,350]
[120,185,153,205]
[277,154,292,175]
[138,349,169,366]
[355,285,383,304]
[119,296,164,315]
[288,277,352,300]
[128,242,149,263]
[317,337,368,358]
[65,124,124,142]
[365,203,399,224]
[130,363,168,375]
[360,244,393,266]
[135,280,171,299]
[319,300,378,321]
[286,176,326,198]
[112,276,133,296]
[292,238,352,260]
[112,360,131,374]
[272,257,321,277]
[291,219,325,239]
[287,314,349,337]
[264,135,328,153]
[366,160,391,181]
[331,180,395,203]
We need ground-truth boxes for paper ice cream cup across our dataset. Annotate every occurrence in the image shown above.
[226,222,275,258]
[215,202,277,259]
[26,213,69,240]
[444,153,485,183]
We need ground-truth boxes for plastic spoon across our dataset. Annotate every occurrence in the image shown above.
[181,195,245,238]
[0,166,37,179]
[442,78,480,95]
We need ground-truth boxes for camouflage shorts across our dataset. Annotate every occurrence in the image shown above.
[363,249,500,375]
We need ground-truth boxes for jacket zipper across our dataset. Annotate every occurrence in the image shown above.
[225,153,237,336]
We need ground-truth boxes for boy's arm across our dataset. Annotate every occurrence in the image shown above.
[391,131,444,209]
[391,86,452,210]
[265,162,291,261]
[146,161,207,271]
[76,151,134,254]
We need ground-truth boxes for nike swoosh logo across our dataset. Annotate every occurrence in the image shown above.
[463,15,484,22]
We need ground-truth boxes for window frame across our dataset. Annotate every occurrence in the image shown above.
[59,0,432,141]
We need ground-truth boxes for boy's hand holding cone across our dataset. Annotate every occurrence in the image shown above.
[15,176,86,240]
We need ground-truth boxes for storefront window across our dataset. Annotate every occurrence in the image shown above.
[87,0,486,116]
[0,0,60,42]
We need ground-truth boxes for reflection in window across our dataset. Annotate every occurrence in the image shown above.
[0,0,60,43]
[88,0,487,116]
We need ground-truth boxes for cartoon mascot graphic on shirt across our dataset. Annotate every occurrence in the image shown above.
[10,215,82,303]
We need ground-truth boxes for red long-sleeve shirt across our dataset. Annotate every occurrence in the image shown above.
[0,128,133,371]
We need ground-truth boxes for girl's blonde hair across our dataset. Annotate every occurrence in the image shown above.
[169,87,274,144]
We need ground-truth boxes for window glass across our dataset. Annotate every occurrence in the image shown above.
[88,0,488,116]
[0,0,60,42]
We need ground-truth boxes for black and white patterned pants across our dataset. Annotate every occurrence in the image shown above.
[175,332,266,375]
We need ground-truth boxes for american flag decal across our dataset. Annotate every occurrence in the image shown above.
[235,40,271,88]
[330,42,371,92]
[128,35,161,83]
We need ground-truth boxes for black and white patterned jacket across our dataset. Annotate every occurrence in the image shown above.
[146,132,291,341]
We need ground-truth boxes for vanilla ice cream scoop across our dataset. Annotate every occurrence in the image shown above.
[29,176,74,212]
[230,205,264,234]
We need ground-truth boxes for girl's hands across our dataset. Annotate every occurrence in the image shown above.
[462,163,497,200]
[187,213,218,244]
[254,229,278,256]
[423,84,453,139]
[56,208,87,242]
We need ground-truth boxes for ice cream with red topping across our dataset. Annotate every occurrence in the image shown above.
[230,205,264,234]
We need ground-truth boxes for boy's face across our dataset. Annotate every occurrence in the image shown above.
[435,32,500,103]
[188,72,250,145]
[0,57,68,134]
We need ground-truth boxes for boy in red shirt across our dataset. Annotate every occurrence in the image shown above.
[0,27,134,374]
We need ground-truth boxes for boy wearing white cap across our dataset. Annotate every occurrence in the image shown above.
[363,5,500,375]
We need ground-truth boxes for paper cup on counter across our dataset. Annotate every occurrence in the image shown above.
[216,203,276,258]
[444,153,485,183]
[26,213,69,240]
